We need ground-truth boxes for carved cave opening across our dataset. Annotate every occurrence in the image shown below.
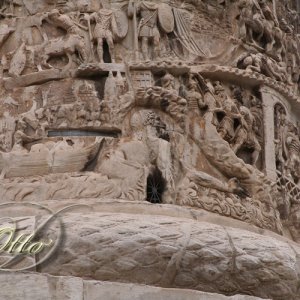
[146,166,167,204]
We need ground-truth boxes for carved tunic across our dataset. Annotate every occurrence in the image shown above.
[92,9,113,40]
[138,2,159,38]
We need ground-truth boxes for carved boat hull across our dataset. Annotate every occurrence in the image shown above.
[0,140,103,178]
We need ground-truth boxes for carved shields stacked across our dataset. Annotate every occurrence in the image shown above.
[112,10,129,40]
[158,3,175,34]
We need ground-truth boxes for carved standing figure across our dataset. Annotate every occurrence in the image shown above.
[87,6,115,63]
[128,0,160,61]
[232,106,262,165]
[285,123,300,182]
[215,97,241,142]
[180,74,208,113]
[237,0,264,45]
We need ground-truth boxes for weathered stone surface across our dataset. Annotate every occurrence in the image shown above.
[0,0,299,299]
[0,272,267,300]
[36,212,300,300]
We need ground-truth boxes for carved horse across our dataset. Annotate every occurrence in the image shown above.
[29,34,87,72]
[238,0,284,59]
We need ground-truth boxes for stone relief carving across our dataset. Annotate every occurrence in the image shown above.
[0,2,300,298]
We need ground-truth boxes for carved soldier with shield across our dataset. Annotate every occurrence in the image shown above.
[85,4,128,63]
[128,1,174,61]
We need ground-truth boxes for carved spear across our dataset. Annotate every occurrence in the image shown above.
[128,0,139,61]
[86,14,94,62]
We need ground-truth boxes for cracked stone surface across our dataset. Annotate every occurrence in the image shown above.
[36,213,300,300]
[0,272,268,300]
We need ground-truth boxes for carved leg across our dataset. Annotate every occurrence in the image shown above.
[97,38,104,63]
[107,36,115,63]
[141,37,149,61]
[218,128,227,140]
[232,131,245,154]
[265,35,275,54]
[239,22,247,42]
[247,28,255,43]
[153,32,161,60]
[0,167,6,179]
[251,145,261,166]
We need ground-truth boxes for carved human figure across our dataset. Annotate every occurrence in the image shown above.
[180,74,208,113]
[161,73,177,93]
[258,0,279,54]
[31,9,88,71]
[249,95,263,141]
[46,9,82,35]
[12,117,39,151]
[213,81,227,107]
[237,0,263,44]
[237,52,288,82]
[274,107,288,174]
[128,0,160,61]
[231,106,261,165]
[237,52,263,73]
[285,122,300,182]
[285,33,300,84]
[215,97,241,142]
[237,0,283,56]
[87,6,115,63]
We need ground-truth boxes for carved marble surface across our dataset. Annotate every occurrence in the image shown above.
[0,273,267,300]
[36,212,300,300]
[0,0,299,299]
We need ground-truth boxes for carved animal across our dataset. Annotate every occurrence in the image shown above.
[40,34,87,71]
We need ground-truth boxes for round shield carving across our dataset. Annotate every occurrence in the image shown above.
[112,10,129,40]
[158,3,175,33]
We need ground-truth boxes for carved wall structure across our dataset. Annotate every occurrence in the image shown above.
[0,0,300,299]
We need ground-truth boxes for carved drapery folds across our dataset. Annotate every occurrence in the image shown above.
[0,0,299,243]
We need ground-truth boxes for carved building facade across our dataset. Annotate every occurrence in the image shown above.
[0,0,300,299]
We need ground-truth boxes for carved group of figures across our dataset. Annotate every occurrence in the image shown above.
[237,0,300,91]
[0,65,281,233]
[274,104,300,242]
[0,0,206,78]
[6,74,131,150]
[212,83,263,166]
[275,104,300,185]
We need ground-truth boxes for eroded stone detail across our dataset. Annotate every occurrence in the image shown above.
[0,0,299,299]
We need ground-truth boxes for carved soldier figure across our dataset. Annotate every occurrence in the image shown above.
[87,7,115,63]
[180,74,208,113]
[285,122,300,182]
[232,106,261,165]
[274,107,288,174]
[128,0,160,61]
[46,9,81,35]
[237,52,288,82]
[213,81,227,107]
[215,97,241,142]
[237,0,263,45]
[161,73,176,93]
[285,33,300,84]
